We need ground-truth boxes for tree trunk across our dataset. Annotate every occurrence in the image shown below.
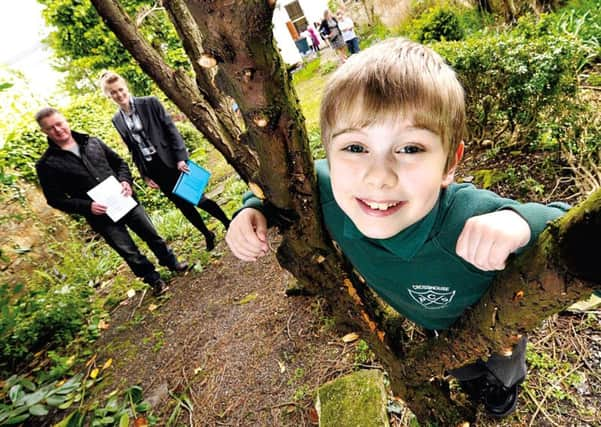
[90,1,600,424]
[475,0,493,14]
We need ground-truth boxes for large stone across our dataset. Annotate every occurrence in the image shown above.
[316,369,389,427]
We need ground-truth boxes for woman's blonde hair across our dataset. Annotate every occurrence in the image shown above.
[98,70,127,96]
[320,37,466,172]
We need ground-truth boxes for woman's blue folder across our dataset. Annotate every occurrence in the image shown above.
[172,160,211,205]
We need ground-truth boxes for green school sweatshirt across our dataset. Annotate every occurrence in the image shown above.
[244,159,569,330]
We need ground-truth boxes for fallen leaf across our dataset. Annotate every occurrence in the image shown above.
[134,416,149,427]
[342,332,360,343]
[308,407,319,424]
[102,358,113,370]
[277,360,286,373]
[98,320,110,330]
[90,368,99,379]
[235,292,258,305]
[127,289,136,298]
[148,304,158,312]
[85,355,97,367]
[248,182,264,199]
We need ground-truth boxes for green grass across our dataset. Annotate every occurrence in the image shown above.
[293,65,330,135]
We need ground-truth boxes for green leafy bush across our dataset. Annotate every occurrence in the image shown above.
[435,32,586,146]
[0,281,91,373]
[0,235,125,374]
[417,8,465,42]
[358,19,392,49]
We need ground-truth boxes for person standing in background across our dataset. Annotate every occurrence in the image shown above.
[35,107,187,296]
[307,25,322,52]
[337,10,360,55]
[100,71,230,252]
[319,10,347,64]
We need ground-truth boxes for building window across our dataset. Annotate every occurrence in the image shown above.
[285,1,308,34]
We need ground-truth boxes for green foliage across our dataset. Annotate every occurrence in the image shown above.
[587,72,601,86]
[308,127,325,160]
[38,0,188,96]
[1,93,119,184]
[526,344,585,403]
[358,20,392,49]
[0,231,127,374]
[435,31,585,146]
[166,390,192,427]
[291,58,322,85]
[0,281,91,372]
[430,1,600,149]
[353,340,376,366]
[53,384,155,427]
[0,126,45,183]
[175,121,208,156]
[0,373,84,425]
[417,8,465,43]
[398,0,485,41]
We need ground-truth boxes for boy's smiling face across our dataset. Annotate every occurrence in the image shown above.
[328,118,460,239]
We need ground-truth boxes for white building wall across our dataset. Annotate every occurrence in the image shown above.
[272,0,329,65]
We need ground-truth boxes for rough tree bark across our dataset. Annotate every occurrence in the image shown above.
[90,0,600,423]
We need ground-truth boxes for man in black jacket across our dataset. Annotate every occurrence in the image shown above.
[34,107,188,296]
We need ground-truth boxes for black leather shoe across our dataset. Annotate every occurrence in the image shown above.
[483,383,519,418]
[151,278,169,296]
[169,261,190,273]
[459,375,519,418]
[205,232,216,251]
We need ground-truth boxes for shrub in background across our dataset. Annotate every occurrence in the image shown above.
[418,7,465,42]
[436,32,585,147]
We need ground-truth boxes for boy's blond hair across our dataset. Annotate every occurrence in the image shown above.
[320,37,466,172]
[98,70,127,96]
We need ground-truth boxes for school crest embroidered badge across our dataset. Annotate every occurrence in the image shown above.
[408,285,456,310]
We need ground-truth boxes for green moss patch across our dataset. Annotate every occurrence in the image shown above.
[316,369,389,427]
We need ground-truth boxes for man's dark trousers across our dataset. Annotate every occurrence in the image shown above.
[89,204,176,284]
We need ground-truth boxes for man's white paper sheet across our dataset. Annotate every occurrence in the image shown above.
[87,176,137,222]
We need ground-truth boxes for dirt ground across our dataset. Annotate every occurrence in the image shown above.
[93,227,601,427]
[96,232,358,426]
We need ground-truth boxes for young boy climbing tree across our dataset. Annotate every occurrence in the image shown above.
[225,37,569,417]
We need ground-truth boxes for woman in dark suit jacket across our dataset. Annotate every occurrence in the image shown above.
[319,9,347,63]
[100,71,230,251]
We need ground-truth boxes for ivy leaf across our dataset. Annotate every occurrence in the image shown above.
[22,389,46,407]
[4,413,30,425]
[20,379,36,392]
[29,404,49,416]
[8,384,22,403]
[46,394,68,406]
